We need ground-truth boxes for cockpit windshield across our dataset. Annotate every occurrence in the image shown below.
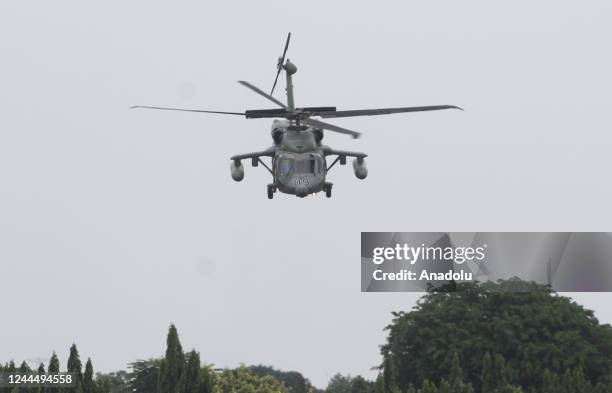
[277,155,323,176]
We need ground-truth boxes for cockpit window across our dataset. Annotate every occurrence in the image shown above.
[277,156,323,176]
[295,157,322,174]
[278,159,293,177]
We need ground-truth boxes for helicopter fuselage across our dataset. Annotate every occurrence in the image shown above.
[229,119,368,198]
[273,148,327,197]
[272,122,328,197]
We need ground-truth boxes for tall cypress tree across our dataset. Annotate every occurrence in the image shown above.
[6,359,17,393]
[47,353,60,393]
[158,324,185,393]
[36,363,46,393]
[48,353,60,373]
[183,350,201,393]
[18,361,32,393]
[82,359,94,393]
[66,344,83,393]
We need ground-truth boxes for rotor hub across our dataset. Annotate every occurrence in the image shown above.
[284,60,297,75]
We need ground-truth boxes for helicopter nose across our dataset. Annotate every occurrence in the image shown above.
[295,184,309,198]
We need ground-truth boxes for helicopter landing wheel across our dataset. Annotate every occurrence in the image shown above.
[267,184,275,199]
[324,183,332,198]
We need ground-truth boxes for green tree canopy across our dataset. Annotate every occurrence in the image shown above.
[95,370,130,393]
[212,367,287,393]
[380,279,612,391]
[325,374,354,393]
[249,365,312,393]
[349,375,375,393]
[128,358,162,393]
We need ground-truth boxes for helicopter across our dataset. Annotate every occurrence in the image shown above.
[132,33,461,199]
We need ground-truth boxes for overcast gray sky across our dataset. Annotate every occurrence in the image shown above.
[1,0,611,388]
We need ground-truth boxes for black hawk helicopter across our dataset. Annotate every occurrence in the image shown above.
[132,33,461,199]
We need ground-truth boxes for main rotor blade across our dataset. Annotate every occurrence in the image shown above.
[271,32,291,95]
[238,80,286,108]
[303,118,361,139]
[315,105,463,118]
[130,105,245,116]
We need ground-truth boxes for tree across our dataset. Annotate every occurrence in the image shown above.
[437,379,450,393]
[129,359,162,393]
[82,359,94,393]
[19,361,31,372]
[325,374,352,393]
[380,279,612,391]
[541,369,561,393]
[250,365,311,393]
[350,376,374,393]
[493,354,509,389]
[183,350,209,393]
[381,358,400,393]
[482,353,494,393]
[66,344,82,393]
[48,354,60,373]
[447,353,472,393]
[158,324,185,393]
[16,360,32,393]
[449,353,463,387]
[419,379,437,393]
[373,375,385,393]
[560,367,593,393]
[36,363,46,393]
[47,354,60,393]
[212,367,286,393]
[595,362,612,393]
[95,377,111,393]
[95,371,130,393]
[199,366,214,393]
[6,361,16,372]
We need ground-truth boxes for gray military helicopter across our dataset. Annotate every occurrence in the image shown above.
[132,33,461,199]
